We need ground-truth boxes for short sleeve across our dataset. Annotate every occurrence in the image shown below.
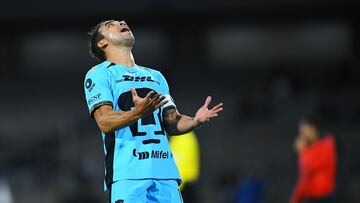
[84,68,113,117]
[156,71,176,109]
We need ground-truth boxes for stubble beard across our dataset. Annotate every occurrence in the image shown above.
[108,32,135,48]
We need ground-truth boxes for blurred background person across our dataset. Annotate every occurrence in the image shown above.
[170,131,200,203]
[291,116,337,203]
[0,179,14,203]
[215,162,266,203]
[234,161,266,203]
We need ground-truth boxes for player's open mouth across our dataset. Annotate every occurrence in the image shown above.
[120,27,130,32]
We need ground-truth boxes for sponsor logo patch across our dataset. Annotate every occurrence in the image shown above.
[85,78,96,92]
[87,93,102,106]
[116,75,159,84]
[85,78,92,89]
[132,149,169,160]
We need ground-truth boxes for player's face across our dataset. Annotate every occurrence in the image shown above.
[99,20,135,47]
[299,122,318,143]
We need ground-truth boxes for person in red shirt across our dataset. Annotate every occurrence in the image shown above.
[290,116,337,203]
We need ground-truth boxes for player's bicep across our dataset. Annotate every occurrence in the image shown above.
[93,104,113,128]
[163,106,181,127]
[84,68,113,117]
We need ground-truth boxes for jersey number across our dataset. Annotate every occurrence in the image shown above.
[118,88,165,136]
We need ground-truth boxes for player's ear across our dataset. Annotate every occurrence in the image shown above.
[97,39,108,50]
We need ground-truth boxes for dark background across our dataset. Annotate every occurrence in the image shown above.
[0,0,359,202]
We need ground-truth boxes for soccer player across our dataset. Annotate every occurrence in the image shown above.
[84,20,223,203]
[290,116,337,203]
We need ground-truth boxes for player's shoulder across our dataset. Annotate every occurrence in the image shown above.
[85,61,113,77]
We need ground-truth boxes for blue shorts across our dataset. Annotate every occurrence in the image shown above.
[108,179,183,203]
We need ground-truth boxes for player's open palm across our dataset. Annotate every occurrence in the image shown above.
[194,96,223,125]
[131,88,168,117]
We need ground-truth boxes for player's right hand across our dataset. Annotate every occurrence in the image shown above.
[131,88,168,117]
[294,136,306,152]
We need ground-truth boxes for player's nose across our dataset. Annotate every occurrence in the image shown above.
[119,21,127,26]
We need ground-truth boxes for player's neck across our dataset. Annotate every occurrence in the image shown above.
[106,46,136,68]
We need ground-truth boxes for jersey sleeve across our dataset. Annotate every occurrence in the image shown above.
[291,171,307,203]
[84,68,113,117]
[156,71,176,109]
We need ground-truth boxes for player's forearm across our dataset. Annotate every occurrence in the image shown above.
[166,114,199,135]
[177,115,200,134]
[96,110,141,133]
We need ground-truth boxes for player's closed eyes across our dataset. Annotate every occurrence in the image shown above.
[104,21,115,28]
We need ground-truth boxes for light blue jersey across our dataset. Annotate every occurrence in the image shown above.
[84,61,181,191]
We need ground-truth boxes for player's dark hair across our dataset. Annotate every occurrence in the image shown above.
[301,114,321,132]
[88,21,107,62]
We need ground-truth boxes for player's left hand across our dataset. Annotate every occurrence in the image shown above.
[193,96,223,127]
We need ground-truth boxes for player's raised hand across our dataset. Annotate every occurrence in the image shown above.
[193,96,223,126]
[131,88,168,117]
